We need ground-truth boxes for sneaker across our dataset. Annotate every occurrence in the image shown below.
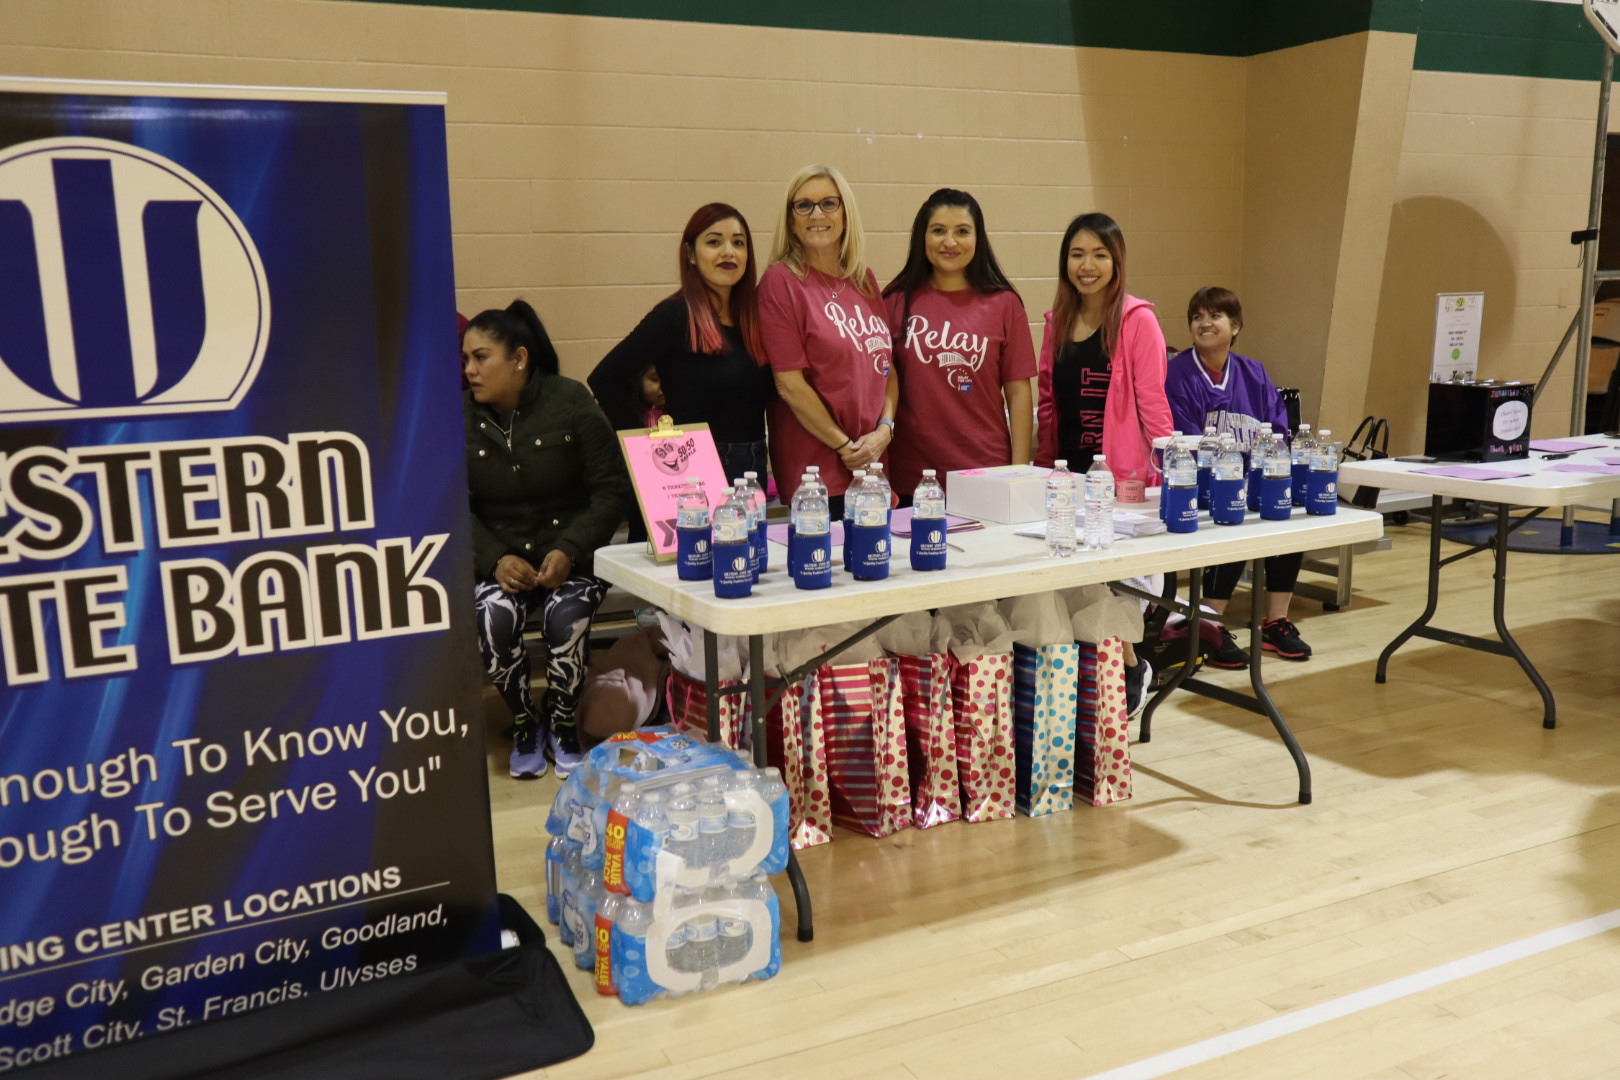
[1206,626,1251,670]
[508,723,547,780]
[548,731,586,779]
[1261,617,1313,661]
[1123,657,1153,718]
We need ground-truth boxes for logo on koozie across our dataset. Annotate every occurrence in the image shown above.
[0,137,269,424]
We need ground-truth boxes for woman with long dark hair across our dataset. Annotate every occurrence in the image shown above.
[883,188,1035,496]
[1034,212,1173,502]
[465,299,631,781]
[589,203,773,482]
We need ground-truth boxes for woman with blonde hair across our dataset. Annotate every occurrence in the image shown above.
[759,164,897,514]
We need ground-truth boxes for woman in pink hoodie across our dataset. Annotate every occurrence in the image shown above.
[1034,212,1173,503]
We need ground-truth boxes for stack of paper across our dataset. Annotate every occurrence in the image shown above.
[1014,510,1166,541]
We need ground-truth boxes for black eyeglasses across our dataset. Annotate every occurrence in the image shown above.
[791,197,843,216]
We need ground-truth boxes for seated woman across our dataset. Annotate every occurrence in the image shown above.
[883,187,1035,497]
[464,299,632,780]
[1165,286,1311,667]
[588,202,772,484]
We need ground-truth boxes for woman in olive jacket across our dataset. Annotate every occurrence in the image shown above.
[463,300,631,781]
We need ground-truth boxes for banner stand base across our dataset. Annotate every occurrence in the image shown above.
[30,896,594,1080]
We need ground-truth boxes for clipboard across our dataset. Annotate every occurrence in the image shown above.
[616,416,730,563]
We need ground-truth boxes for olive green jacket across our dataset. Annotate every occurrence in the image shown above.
[465,371,631,579]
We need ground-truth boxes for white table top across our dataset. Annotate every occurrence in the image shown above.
[1339,436,1620,508]
[594,506,1384,636]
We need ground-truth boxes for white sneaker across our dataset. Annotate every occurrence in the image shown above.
[1124,658,1153,719]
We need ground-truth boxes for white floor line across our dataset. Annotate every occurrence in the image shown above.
[1079,908,1620,1080]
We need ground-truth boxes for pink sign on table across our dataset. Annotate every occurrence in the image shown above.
[1410,465,1533,480]
[1530,439,1605,452]
[618,420,730,561]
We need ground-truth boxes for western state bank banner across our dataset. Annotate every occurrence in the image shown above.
[0,79,499,1071]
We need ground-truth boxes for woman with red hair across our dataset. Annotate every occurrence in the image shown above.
[589,203,773,482]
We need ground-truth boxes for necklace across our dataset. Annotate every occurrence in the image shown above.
[492,410,515,452]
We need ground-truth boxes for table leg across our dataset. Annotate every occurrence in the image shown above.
[1242,558,1311,804]
[703,629,721,744]
[749,634,814,943]
[1486,504,1557,730]
[1376,495,1444,683]
[1140,568,1203,744]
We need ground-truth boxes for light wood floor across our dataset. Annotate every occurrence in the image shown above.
[487,512,1620,1080]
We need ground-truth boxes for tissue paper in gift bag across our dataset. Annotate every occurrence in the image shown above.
[1076,637,1133,806]
[1013,642,1079,816]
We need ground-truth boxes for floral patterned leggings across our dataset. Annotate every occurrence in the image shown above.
[474,574,606,750]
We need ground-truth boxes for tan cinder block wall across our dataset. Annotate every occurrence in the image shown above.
[0,0,1244,383]
[1366,69,1598,453]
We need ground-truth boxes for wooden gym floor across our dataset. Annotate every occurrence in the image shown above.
[486,513,1620,1080]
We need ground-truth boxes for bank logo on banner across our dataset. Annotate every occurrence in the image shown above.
[0,137,269,424]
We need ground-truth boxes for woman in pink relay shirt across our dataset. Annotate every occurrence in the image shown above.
[760,164,897,511]
[883,188,1036,497]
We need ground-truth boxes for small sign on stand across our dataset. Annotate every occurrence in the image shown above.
[618,416,729,562]
[1432,292,1484,381]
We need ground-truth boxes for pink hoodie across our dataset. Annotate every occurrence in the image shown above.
[1034,293,1174,496]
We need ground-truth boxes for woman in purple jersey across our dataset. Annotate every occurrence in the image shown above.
[1164,286,1311,667]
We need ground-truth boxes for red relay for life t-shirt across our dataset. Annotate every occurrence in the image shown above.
[760,263,892,499]
[884,285,1037,494]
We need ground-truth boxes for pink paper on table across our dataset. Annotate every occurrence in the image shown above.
[1410,465,1533,480]
[1543,462,1620,475]
[767,521,846,547]
[1530,439,1605,452]
[889,507,981,537]
[619,426,730,556]
[1599,456,1620,466]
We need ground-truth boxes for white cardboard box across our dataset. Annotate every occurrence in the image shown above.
[946,465,1051,524]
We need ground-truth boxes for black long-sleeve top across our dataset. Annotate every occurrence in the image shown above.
[588,297,773,443]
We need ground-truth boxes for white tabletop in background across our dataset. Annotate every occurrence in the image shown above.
[1339,435,1620,507]
[594,506,1383,636]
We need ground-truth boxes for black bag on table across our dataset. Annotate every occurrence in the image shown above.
[1340,416,1389,510]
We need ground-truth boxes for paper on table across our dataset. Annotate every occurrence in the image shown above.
[1599,456,1620,466]
[1014,510,1166,540]
[1542,462,1620,475]
[766,521,845,547]
[1410,465,1534,480]
[888,507,982,537]
[1530,439,1605,452]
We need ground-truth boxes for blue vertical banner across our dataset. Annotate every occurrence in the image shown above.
[0,79,499,1072]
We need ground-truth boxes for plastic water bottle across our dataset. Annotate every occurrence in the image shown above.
[849,473,891,581]
[1307,429,1340,515]
[910,468,948,571]
[1196,425,1219,510]
[789,476,833,590]
[696,776,728,869]
[721,772,757,864]
[1290,424,1314,507]
[1163,442,1199,533]
[716,880,751,972]
[675,479,712,581]
[711,486,752,598]
[842,469,866,571]
[1083,455,1115,550]
[1211,435,1246,525]
[1045,459,1077,556]
[665,782,699,869]
[733,477,760,582]
[545,835,567,925]
[1247,423,1272,511]
[1260,432,1293,520]
[631,790,667,863]
[664,915,692,976]
[682,890,721,991]
[742,471,768,575]
[868,462,894,525]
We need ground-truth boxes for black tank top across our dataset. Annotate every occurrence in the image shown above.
[1051,331,1109,473]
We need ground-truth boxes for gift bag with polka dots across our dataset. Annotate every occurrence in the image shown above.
[665,670,749,751]
[894,652,961,829]
[1076,637,1133,805]
[1012,642,1080,817]
[950,652,1016,823]
[764,677,834,850]
[818,657,913,838]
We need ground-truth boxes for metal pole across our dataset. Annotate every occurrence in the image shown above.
[1567,47,1615,545]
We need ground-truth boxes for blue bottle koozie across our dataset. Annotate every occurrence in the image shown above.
[790,531,833,588]
[712,542,753,597]
[1259,474,1292,521]
[1291,460,1310,507]
[1246,457,1263,512]
[849,525,890,581]
[1306,469,1338,515]
[909,520,947,570]
[1162,482,1199,533]
[1210,478,1246,525]
[676,527,712,580]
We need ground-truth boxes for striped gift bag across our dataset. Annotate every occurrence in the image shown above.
[951,651,1015,822]
[817,657,912,838]
[1012,642,1080,817]
[1076,637,1133,805]
[665,670,749,751]
[894,652,960,829]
